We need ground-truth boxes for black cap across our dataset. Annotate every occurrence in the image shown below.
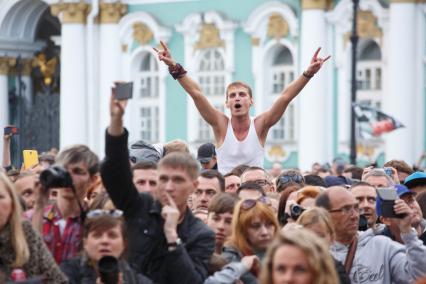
[197,143,216,164]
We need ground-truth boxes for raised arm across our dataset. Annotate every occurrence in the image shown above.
[256,48,330,134]
[101,87,142,216]
[2,132,12,170]
[154,41,226,130]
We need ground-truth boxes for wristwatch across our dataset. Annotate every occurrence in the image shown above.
[167,238,182,251]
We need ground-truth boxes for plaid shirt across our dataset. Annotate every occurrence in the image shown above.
[42,204,83,264]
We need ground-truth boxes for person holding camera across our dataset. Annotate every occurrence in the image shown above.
[101,89,215,284]
[28,145,99,264]
[0,172,67,283]
[60,209,152,284]
[316,186,426,284]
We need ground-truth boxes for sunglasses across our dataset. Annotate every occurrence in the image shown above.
[277,174,304,187]
[86,209,123,219]
[240,196,271,210]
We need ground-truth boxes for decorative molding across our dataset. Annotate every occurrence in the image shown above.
[50,1,90,24]
[8,58,33,76]
[251,37,260,46]
[0,57,16,75]
[194,23,225,50]
[244,1,298,46]
[302,0,332,10]
[132,22,154,46]
[267,13,289,39]
[99,1,127,24]
[343,10,383,45]
[32,54,58,86]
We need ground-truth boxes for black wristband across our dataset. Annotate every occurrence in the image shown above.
[303,71,314,79]
[169,63,187,80]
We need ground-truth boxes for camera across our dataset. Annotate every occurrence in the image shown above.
[358,214,368,231]
[290,204,305,221]
[39,166,73,189]
[98,256,119,284]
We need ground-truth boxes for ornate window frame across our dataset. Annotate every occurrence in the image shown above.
[119,11,171,143]
[176,11,236,144]
[243,1,299,148]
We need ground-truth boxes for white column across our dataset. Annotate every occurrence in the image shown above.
[51,2,89,148]
[384,1,417,163]
[97,2,126,155]
[298,1,329,171]
[0,57,15,160]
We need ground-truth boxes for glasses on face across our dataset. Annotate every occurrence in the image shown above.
[277,174,304,187]
[240,196,271,210]
[253,179,270,187]
[86,209,123,219]
[329,204,359,215]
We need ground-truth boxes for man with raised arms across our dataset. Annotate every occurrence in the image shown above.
[155,42,330,173]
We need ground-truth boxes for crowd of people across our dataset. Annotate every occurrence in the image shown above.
[1,42,426,284]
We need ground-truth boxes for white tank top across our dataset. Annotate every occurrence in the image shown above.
[216,117,264,174]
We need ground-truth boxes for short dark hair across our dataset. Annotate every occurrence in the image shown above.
[384,160,414,175]
[350,181,375,191]
[56,145,99,176]
[200,170,225,192]
[236,181,266,196]
[131,160,157,173]
[344,166,364,180]
[303,174,326,187]
[229,165,250,177]
[208,193,238,215]
[315,191,332,211]
[158,152,199,180]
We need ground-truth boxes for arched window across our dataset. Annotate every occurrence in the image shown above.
[357,40,382,109]
[135,52,160,142]
[196,49,226,141]
[268,46,296,142]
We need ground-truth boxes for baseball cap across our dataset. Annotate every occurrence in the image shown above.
[197,143,216,164]
[404,172,426,189]
[324,175,352,188]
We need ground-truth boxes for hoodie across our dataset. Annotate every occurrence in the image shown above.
[330,228,426,284]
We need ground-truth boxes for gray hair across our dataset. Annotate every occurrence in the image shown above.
[362,168,393,186]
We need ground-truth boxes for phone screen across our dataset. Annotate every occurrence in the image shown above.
[4,126,19,135]
[23,150,39,170]
[115,82,133,100]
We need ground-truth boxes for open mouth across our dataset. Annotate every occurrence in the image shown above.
[235,104,242,109]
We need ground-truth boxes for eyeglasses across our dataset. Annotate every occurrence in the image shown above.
[253,179,271,187]
[86,209,123,219]
[277,174,304,187]
[240,196,271,210]
[329,204,359,215]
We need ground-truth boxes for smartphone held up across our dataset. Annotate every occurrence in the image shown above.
[115,82,133,100]
[4,126,19,136]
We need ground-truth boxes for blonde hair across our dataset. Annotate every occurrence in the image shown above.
[297,207,335,241]
[260,228,339,284]
[226,200,279,256]
[0,173,30,267]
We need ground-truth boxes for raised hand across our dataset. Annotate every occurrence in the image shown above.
[161,192,180,242]
[305,47,331,77]
[110,86,128,119]
[392,199,414,233]
[153,41,175,67]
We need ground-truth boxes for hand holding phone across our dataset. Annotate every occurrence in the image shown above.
[4,126,19,136]
[114,82,133,100]
[23,150,39,170]
[376,187,404,219]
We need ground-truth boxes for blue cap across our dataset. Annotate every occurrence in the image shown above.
[404,172,426,189]
[395,184,416,197]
